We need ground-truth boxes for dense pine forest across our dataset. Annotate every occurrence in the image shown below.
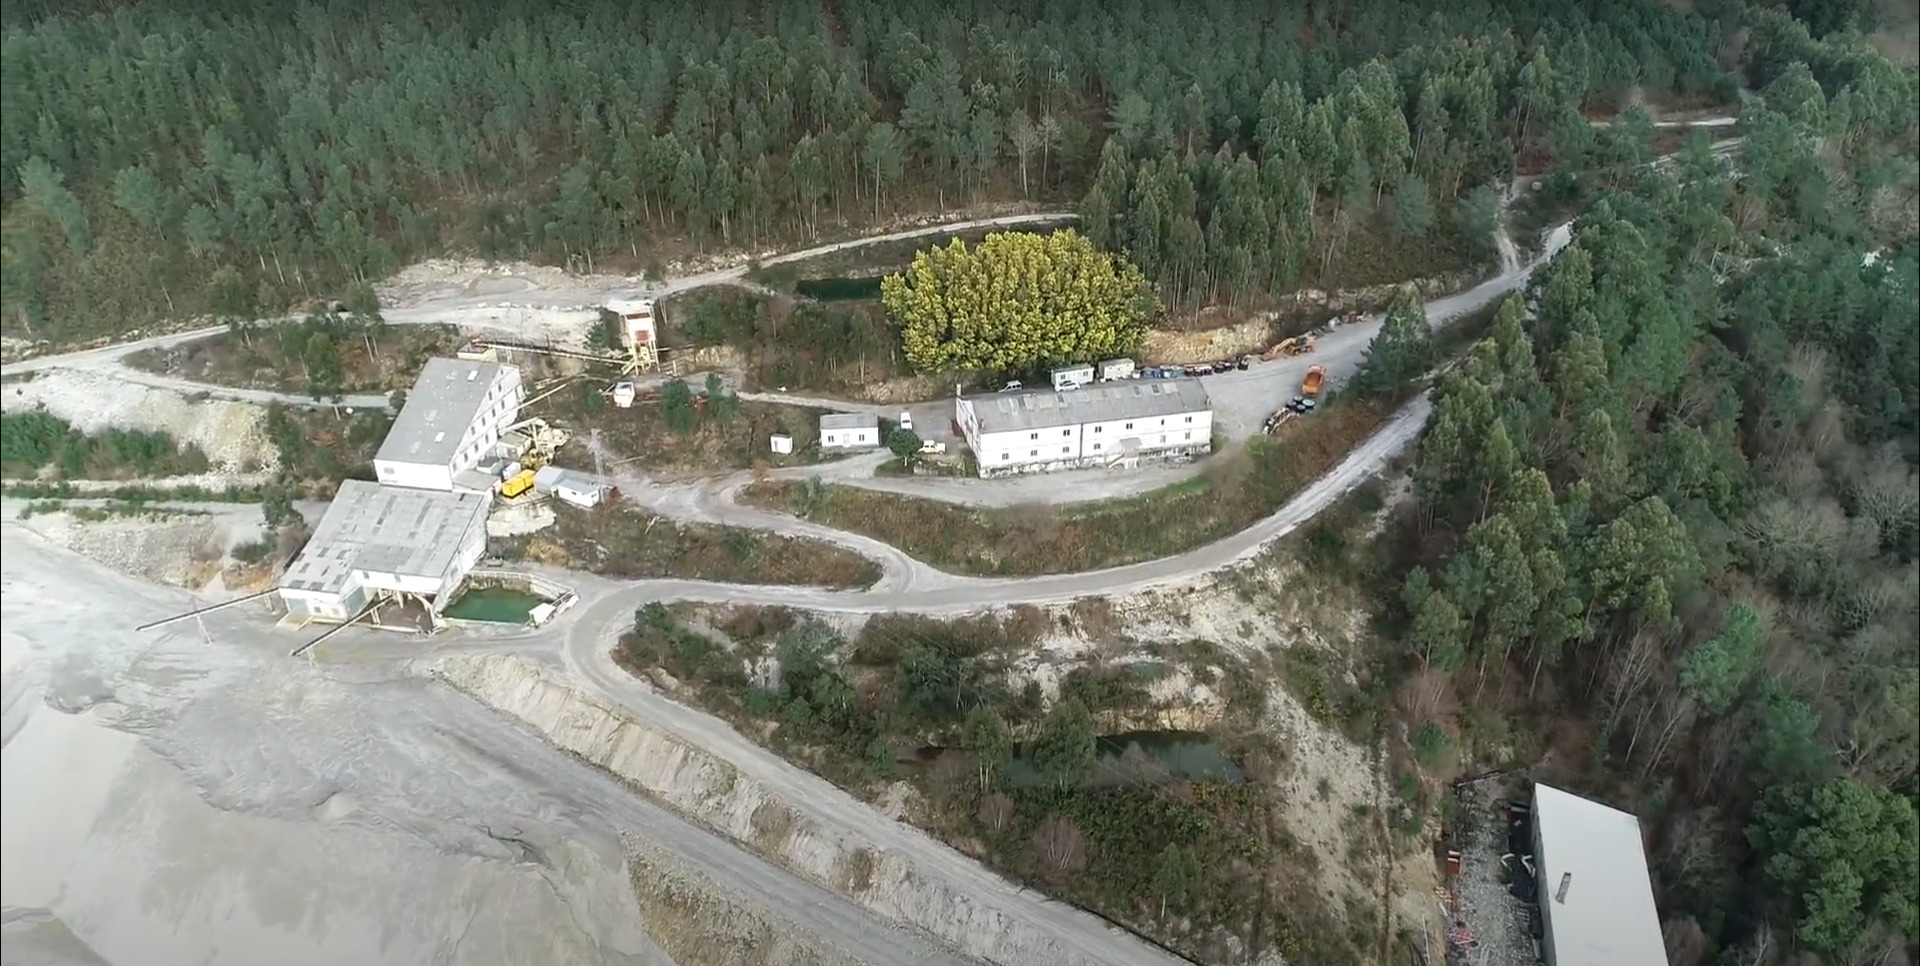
[4,1,1917,964]
[0,0,1806,344]
[1357,10,1918,966]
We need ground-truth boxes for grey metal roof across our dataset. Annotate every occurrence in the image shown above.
[278,480,490,596]
[967,378,1210,435]
[376,358,515,466]
[820,412,880,431]
[1532,783,1665,966]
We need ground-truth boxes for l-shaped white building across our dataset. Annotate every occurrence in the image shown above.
[374,357,525,493]
[955,378,1213,477]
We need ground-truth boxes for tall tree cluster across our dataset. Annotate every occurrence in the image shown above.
[1386,26,1918,964]
[4,0,1747,342]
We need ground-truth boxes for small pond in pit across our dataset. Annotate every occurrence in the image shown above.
[794,275,886,302]
[920,730,1244,787]
[442,586,546,623]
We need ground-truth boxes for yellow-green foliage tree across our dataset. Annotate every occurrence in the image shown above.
[881,230,1159,374]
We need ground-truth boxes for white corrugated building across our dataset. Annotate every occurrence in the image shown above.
[277,480,491,623]
[955,378,1212,477]
[375,358,525,492]
[1529,783,1666,966]
[819,412,881,450]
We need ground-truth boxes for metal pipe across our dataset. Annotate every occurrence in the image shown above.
[134,587,279,631]
[288,600,379,658]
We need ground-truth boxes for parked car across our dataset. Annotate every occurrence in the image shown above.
[898,411,913,431]
[1237,355,1253,370]
[999,380,1024,392]
[919,440,947,454]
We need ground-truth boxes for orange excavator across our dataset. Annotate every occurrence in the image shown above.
[1260,334,1317,362]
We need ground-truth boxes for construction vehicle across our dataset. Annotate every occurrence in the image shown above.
[501,417,572,470]
[1302,364,1326,397]
[1260,335,1317,361]
[499,469,537,499]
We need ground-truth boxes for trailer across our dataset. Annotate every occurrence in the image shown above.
[1096,358,1137,382]
[1049,363,1096,392]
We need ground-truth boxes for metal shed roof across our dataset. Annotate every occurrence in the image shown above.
[278,480,489,596]
[968,378,1211,435]
[1532,783,1666,966]
[820,412,880,431]
[376,358,515,467]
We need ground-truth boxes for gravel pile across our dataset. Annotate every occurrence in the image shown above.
[1449,781,1540,966]
[5,368,277,471]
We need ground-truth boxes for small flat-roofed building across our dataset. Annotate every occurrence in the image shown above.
[820,412,881,450]
[533,465,605,509]
[375,358,524,492]
[1530,782,1666,966]
[955,378,1212,477]
[277,480,491,623]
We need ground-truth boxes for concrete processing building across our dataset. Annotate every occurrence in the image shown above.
[375,357,525,493]
[955,378,1213,477]
[1529,783,1665,966]
[276,480,490,625]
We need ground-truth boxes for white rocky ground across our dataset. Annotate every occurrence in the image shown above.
[3,368,277,474]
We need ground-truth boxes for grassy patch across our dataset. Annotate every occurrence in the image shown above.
[657,288,911,397]
[542,378,837,476]
[741,399,1395,576]
[126,316,459,399]
[1,409,210,480]
[491,502,879,589]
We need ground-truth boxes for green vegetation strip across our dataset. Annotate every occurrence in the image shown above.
[741,400,1393,577]
[491,503,880,589]
[1,410,209,480]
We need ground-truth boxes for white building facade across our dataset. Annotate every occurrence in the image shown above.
[278,481,491,623]
[956,378,1213,478]
[375,358,525,492]
[819,413,881,450]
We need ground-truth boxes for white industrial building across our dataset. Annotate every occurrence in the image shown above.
[277,480,491,625]
[375,358,525,493]
[1529,783,1665,966]
[955,379,1213,477]
[819,412,881,449]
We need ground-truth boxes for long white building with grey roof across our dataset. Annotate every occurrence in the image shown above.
[277,480,491,623]
[375,357,524,492]
[955,378,1212,477]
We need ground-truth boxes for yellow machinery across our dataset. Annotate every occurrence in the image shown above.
[499,470,537,499]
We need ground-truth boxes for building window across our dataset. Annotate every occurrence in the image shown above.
[1184,431,1192,440]
[1062,446,1071,454]
[1094,426,1103,433]
[1184,415,1194,423]
[1159,418,1166,426]
[999,453,1009,461]
[1062,429,1070,436]
[1093,442,1102,451]
[1029,432,1039,440]
[1029,449,1038,457]
[1124,422,1133,429]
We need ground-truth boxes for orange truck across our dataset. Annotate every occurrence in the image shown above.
[1302,365,1326,397]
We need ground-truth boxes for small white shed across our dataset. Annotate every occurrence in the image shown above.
[769,433,794,455]
[533,466,603,509]
[820,412,881,449]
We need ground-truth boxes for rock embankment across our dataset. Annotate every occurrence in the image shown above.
[430,652,1125,966]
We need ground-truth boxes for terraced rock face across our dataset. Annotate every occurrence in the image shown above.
[5,367,276,473]
[431,651,1180,966]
